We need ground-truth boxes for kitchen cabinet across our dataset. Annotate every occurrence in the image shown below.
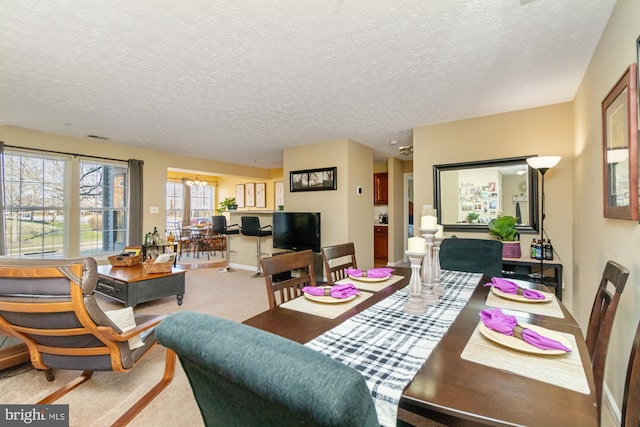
[374,173,388,205]
[374,226,388,267]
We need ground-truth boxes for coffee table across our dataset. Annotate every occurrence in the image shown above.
[96,264,186,307]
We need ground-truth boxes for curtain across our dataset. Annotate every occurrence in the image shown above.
[0,141,5,255]
[182,179,191,227]
[128,159,144,245]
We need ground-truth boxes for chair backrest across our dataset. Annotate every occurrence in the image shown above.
[439,237,503,277]
[321,242,357,285]
[0,257,153,372]
[211,215,227,234]
[155,311,379,427]
[260,250,317,309]
[623,318,640,427]
[585,260,630,419]
[241,216,261,236]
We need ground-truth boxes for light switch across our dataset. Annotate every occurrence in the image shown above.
[149,206,159,214]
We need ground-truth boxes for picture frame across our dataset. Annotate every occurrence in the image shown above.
[235,184,245,208]
[245,182,255,207]
[290,167,337,192]
[256,182,266,208]
[274,181,284,208]
[602,63,638,220]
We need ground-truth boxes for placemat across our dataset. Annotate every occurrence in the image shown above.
[460,323,590,394]
[280,291,374,319]
[485,291,564,318]
[335,274,404,292]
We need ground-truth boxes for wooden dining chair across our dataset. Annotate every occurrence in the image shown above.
[586,260,630,422]
[321,242,358,285]
[622,318,640,426]
[439,237,503,277]
[260,249,317,309]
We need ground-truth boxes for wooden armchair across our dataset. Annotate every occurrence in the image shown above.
[0,257,175,426]
[321,242,358,285]
[260,250,317,308]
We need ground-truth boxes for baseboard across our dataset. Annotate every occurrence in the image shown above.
[603,381,621,424]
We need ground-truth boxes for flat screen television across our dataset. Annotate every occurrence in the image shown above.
[272,212,321,253]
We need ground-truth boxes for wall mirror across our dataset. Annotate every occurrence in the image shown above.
[434,156,539,233]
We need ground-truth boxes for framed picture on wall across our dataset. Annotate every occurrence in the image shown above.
[290,167,337,192]
[274,181,284,208]
[256,182,266,208]
[245,182,255,207]
[235,184,245,208]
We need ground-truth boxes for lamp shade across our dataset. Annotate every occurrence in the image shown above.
[526,156,561,170]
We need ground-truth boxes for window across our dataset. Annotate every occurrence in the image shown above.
[166,182,183,224]
[3,151,67,257]
[79,160,129,255]
[190,185,214,222]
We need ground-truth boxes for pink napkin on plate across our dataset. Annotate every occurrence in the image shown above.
[344,267,393,278]
[302,284,360,299]
[487,277,545,300]
[479,308,570,352]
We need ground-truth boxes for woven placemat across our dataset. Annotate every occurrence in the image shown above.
[485,291,564,318]
[280,291,374,319]
[335,274,404,292]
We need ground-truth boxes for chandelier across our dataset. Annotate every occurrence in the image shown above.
[185,176,208,187]
[398,146,413,156]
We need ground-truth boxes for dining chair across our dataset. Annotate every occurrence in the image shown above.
[321,242,358,285]
[622,318,640,426]
[439,237,503,277]
[0,257,176,426]
[586,260,630,422]
[156,311,379,426]
[260,249,317,309]
[167,221,193,260]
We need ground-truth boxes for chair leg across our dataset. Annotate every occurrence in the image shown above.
[44,368,55,382]
[251,236,263,278]
[220,234,235,272]
[38,370,94,404]
[111,348,176,427]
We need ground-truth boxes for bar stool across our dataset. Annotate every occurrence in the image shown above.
[212,215,240,272]
[241,216,272,278]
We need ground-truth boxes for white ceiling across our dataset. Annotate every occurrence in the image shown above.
[0,0,616,169]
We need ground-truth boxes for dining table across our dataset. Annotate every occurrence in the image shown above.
[242,267,598,427]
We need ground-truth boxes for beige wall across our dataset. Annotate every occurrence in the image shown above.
[573,0,640,411]
[413,103,575,309]
[284,138,374,269]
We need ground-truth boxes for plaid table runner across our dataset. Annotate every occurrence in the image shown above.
[305,270,481,427]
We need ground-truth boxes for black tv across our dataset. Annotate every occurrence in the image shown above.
[272,212,321,253]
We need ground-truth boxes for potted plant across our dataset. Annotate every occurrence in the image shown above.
[466,212,480,223]
[488,215,521,258]
[216,197,238,214]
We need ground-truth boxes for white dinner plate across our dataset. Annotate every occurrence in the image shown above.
[303,287,358,304]
[477,321,571,355]
[347,274,390,283]
[491,286,553,303]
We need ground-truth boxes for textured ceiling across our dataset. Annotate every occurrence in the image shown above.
[0,0,616,169]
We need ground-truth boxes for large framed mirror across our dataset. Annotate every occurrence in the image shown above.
[434,156,539,233]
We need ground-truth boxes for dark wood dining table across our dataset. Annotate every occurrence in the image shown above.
[243,267,598,427]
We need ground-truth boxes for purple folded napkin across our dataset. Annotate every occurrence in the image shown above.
[479,308,571,352]
[302,284,360,299]
[487,277,545,300]
[344,267,393,278]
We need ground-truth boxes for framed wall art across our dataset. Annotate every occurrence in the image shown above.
[256,182,266,208]
[245,182,255,207]
[235,184,245,208]
[602,63,638,220]
[290,167,337,192]
[274,181,284,208]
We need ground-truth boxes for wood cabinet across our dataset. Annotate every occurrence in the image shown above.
[374,173,388,205]
[374,226,388,267]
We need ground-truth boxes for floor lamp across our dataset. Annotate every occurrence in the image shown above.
[526,156,561,281]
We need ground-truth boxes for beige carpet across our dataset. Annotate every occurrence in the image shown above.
[1,265,269,427]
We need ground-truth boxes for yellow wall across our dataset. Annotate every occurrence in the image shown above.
[284,138,374,269]
[573,0,640,410]
[413,103,575,307]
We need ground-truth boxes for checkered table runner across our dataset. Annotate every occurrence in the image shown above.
[305,270,481,427]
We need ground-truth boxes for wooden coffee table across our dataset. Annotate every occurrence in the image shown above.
[96,264,186,307]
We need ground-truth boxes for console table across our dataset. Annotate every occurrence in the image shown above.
[502,257,563,300]
[96,264,186,307]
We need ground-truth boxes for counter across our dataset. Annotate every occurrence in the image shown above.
[226,211,279,270]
